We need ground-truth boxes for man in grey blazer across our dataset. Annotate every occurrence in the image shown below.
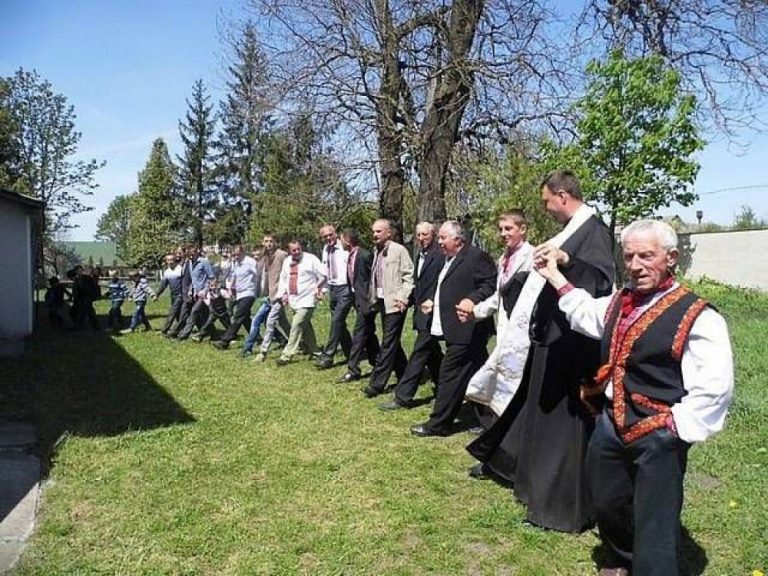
[362,219,414,397]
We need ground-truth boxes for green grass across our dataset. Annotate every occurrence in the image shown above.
[2,279,766,575]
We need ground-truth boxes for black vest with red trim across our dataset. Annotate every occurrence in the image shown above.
[601,285,709,443]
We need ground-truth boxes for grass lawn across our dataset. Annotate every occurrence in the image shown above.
[2,279,766,575]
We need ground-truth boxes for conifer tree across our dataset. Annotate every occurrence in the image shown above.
[213,20,274,245]
[178,79,217,248]
[126,138,185,268]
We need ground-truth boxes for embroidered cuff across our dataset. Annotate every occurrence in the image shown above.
[556,283,575,298]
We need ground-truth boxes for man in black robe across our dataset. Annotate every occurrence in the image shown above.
[467,169,615,533]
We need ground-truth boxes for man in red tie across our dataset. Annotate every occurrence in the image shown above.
[337,229,380,382]
[535,219,734,576]
[316,225,353,369]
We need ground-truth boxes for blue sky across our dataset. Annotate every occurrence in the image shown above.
[3,0,767,240]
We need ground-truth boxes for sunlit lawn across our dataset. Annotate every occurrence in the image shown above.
[2,279,766,575]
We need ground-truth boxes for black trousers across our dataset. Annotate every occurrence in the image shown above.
[587,411,689,575]
[160,294,183,334]
[347,307,380,377]
[323,285,353,357]
[177,297,209,339]
[169,296,194,337]
[368,301,407,393]
[198,301,232,337]
[426,337,489,434]
[220,296,254,343]
[394,330,443,404]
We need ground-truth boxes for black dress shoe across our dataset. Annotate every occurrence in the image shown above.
[362,386,383,398]
[315,355,334,370]
[468,463,491,479]
[410,423,448,437]
[379,399,413,411]
[212,340,229,350]
[337,372,361,383]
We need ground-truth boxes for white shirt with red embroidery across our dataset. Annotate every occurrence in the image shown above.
[558,283,734,444]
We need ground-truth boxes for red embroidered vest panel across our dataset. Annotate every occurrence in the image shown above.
[600,286,709,443]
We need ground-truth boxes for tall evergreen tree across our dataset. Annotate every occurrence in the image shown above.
[126,138,185,268]
[213,20,274,245]
[178,79,217,248]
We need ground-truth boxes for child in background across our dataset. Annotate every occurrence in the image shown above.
[106,271,129,331]
[122,270,156,334]
[44,276,70,327]
[192,279,232,342]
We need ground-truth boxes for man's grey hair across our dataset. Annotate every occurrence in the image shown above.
[440,220,467,242]
[620,219,678,252]
[416,221,435,235]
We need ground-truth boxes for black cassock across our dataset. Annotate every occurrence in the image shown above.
[467,214,615,533]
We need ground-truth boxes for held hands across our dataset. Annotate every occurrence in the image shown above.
[420,299,434,315]
[533,244,569,270]
[532,245,569,289]
[455,298,475,323]
[394,298,408,313]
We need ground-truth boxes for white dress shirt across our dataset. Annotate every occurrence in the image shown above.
[277,252,326,309]
[321,241,349,287]
[558,284,734,443]
[430,255,455,337]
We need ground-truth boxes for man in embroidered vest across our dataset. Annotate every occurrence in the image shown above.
[536,219,734,576]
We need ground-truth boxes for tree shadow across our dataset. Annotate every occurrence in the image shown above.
[0,317,196,522]
[589,525,708,575]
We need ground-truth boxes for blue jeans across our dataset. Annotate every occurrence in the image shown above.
[129,300,151,331]
[243,299,272,352]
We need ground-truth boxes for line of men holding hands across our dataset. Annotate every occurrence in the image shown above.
[152,169,733,576]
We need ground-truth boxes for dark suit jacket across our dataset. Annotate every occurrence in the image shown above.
[436,244,498,345]
[349,247,374,315]
[412,241,442,331]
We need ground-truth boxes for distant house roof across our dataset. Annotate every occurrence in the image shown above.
[0,188,44,210]
[63,241,126,266]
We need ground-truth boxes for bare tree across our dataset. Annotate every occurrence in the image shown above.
[579,0,768,134]
[247,0,565,228]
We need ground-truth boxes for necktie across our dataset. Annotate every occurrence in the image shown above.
[347,249,357,286]
[327,245,337,281]
[289,261,299,295]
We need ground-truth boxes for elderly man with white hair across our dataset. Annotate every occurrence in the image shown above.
[535,219,734,576]
[409,220,497,437]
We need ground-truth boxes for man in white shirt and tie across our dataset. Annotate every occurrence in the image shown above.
[316,225,353,369]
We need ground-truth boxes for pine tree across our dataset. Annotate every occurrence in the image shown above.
[126,138,185,268]
[178,79,217,248]
[213,20,274,245]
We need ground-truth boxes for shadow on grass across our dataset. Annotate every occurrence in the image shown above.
[590,525,708,575]
[0,313,196,520]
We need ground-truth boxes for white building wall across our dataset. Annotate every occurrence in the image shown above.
[0,198,34,353]
[682,229,768,292]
